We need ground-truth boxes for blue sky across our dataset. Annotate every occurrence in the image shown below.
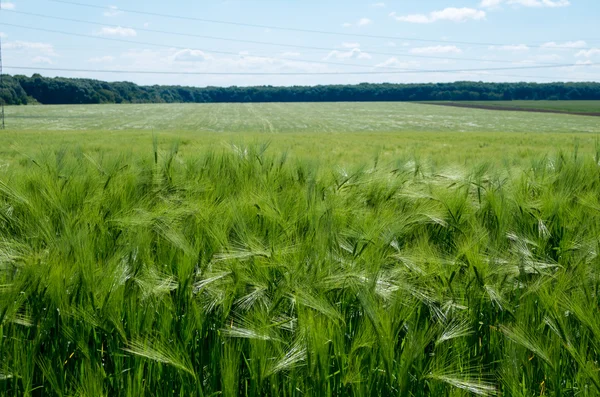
[1,0,599,86]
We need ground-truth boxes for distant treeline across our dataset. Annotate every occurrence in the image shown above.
[2,73,600,105]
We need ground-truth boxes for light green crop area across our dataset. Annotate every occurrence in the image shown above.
[6,102,600,133]
[1,103,600,396]
[2,102,600,169]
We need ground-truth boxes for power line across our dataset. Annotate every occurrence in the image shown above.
[0,2,5,129]
[3,9,568,67]
[4,63,596,76]
[466,74,596,82]
[2,15,596,81]
[7,65,596,82]
[0,22,427,72]
[4,22,595,79]
[47,0,596,50]
[6,65,596,83]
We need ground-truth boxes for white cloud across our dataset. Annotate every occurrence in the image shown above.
[576,60,593,65]
[512,0,570,7]
[113,48,332,88]
[5,41,57,56]
[0,32,6,39]
[541,40,587,49]
[0,2,15,10]
[488,44,530,51]
[532,53,563,61]
[410,45,462,54]
[576,48,600,58]
[342,42,361,48]
[87,55,115,63]
[390,8,486,23]
[281,51,301,57]
[31,56,53,64]
[375,58,419,69]
[480,0,503,7]
[103,5,123,17]
[98,26,137,37]
[390,13,430,23]
[481,0,570,8]
[324,48,372,60]
[342,18,373,28]
[370,2,386,8]
[172,49,213,62]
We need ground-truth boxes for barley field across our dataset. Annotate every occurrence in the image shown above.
[2,102,600,169]
[1,103,600,396]
[6,102,600,133]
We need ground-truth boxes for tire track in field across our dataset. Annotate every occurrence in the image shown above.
[246,103,276,133]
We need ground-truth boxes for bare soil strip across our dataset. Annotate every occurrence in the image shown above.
[420,102,600,117]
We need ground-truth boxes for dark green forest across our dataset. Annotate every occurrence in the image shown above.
[1,74,600,105]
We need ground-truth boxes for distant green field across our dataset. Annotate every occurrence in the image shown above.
[6,102,600,132]
[429,100,600,114]
[2,102,599,169]
[2,102,600,396]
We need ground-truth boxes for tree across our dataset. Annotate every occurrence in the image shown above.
[2,74,600,105]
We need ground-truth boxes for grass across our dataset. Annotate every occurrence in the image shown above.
[6,102,600,133]
[1,102,600,395]
[2,102,600,170]
[428,100,600,114]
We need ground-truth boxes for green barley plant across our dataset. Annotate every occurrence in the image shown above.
[0,141,600,396]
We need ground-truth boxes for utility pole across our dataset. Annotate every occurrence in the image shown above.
[0,1,5,129]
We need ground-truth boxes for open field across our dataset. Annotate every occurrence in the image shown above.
[6,102,600,133]
[2,102,600,169]
[1,103,600,396]
[425,100,600,116]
